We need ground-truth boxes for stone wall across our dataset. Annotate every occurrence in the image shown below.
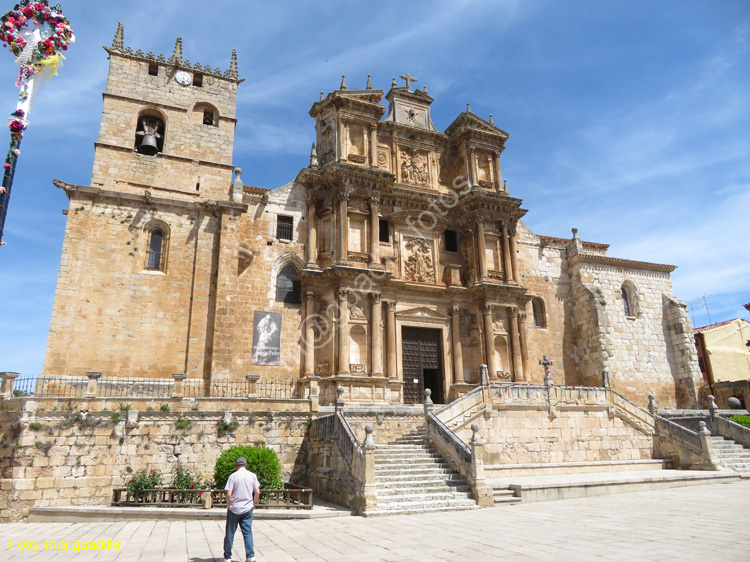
[0,398,314,522]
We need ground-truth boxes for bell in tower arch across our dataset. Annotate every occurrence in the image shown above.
[135,116,164,155]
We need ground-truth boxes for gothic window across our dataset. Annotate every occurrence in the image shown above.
[145,225,168,272]
[621,281,638,318]
[276,215,293,241]
[276,264,300,304]
[532,298,547,328]
[379,219,390,243]
[444,230,458,253]
[135,111,165,155]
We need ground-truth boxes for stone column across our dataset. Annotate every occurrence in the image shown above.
[508,307,524,382]
[369,124,378,168]
[0,372,20,399]
[509,225,519,283]
[482,304,498,380]
[467,147,477,186]
[337,118,345,162]
[493,151,503,192]
[172,373,187,399]
[517,312,529,382]
[370,293,383,376]
[475,217,488,281]
[386,301,398,379]
[304,291,316,377]
[450,306,466,384]
[337,289,350,375]
[470,423,494,507]
[502,222,513,284]
[85,371,102,398]
[306,196,318,268]
[369,197,380,268]
[338,193,349,264]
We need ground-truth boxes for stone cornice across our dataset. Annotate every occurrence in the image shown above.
[569,253,676,273]
[93,142,234,170]
[101,93,238,122]
[53,180,247,213]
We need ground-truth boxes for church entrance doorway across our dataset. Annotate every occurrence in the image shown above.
[401,327,444,405]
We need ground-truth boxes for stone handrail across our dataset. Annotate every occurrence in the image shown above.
[426,411,471,465]
[655,416,703,453]
[715,416,750,449]
[310,412,363,470]
[607,389,656,433]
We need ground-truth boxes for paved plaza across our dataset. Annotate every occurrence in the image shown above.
[2,481,749,561]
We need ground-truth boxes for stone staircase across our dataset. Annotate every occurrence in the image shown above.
[711,436,750,472]
[365,429,481,516]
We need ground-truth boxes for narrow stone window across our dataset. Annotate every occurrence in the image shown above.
[621,281,638,318]
[532,298,547,328]
[148,62,158,76]
[276,264,300,304]
[444,230,459,253]
[379,219,390,243]
[276,216,294,241]
[146,228,165,271]
[622,287,632,316]
[193,73,203,87]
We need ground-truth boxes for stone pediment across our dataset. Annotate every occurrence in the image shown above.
[445,111,509,139]
[396,306,449,320]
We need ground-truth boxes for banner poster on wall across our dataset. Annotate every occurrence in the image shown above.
[251,311,282,366]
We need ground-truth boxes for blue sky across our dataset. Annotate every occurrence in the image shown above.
[1,0,748,376]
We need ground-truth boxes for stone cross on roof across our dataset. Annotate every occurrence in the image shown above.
[399,73,418,91]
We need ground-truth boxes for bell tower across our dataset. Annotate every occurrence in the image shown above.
[92,22,241,201]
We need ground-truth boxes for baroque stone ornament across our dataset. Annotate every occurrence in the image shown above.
[400,147,429,186]
[404,237,434,283]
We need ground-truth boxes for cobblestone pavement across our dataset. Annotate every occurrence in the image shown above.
[2,481,749,561]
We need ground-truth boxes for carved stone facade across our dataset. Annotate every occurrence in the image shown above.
[42,31,704,410]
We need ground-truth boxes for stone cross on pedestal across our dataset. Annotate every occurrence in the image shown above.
[539,355,554,386]
[399,73,417,91]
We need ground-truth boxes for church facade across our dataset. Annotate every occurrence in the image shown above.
[42,27,703,409]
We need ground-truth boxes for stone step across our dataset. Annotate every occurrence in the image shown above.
[375,491,474,503]
[375,471,459,482]
[371,498,479,511]
[376,478,467,490]
[375,465,453,475]
[493,488,522,506]
[373,452,445,461]
[377,484,471,496]
[364,504,480,517]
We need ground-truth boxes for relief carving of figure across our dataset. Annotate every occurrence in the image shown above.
[404,238,434,283]
[493,310,506,332]
[400,148,429,186]
[320,124,334,155]
[350,305,366,320]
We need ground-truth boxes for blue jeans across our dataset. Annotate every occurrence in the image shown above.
[223,508,254,560]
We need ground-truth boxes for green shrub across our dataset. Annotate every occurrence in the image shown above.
[28,422,42,431]
[175,417,191,430]
[171,463,213,490]
[214,445,284,490]
[126,469,163,493]
[217,419,239,438]
[730,415,750,429]
[159,403,170,412]
[111,413,121,424]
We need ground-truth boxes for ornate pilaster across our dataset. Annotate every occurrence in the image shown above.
[502,221,513,284]
[304,291,316,376]
[370,293,383,376]
[475,216,488,281]
[517,311,528,382]
[338,192,349,264]
[337,118,346,162]
[386,301,398,379]
[369,124,378,168]
[337,289,350,375]
[306,195,318,268]
[450,306,466,384]
[369,197,380,268]
[482,304,497,380]
[508,306,523,381]
[467,147,477,186]
[494,151,503,192]
[509,225,519,283]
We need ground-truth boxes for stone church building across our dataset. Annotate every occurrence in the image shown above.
[43,26,703,410]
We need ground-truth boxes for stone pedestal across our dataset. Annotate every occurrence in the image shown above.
[84,372,102,398]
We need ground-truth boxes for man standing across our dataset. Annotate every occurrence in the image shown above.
[223,456,260,562]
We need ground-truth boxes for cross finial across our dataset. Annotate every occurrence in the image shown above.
[399,73,417,91]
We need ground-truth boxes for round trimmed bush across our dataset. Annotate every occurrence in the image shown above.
[214,445,285,490]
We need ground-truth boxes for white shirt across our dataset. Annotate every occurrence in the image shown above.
[224,467,260,514]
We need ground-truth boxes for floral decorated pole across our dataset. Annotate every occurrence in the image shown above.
[0,1,74,245]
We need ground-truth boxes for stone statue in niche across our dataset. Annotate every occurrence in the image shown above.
[400,148,429,186]
[320,123,334,155]
[476,152,492,183]
[493,310,506,332]
[404,238,434,283]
